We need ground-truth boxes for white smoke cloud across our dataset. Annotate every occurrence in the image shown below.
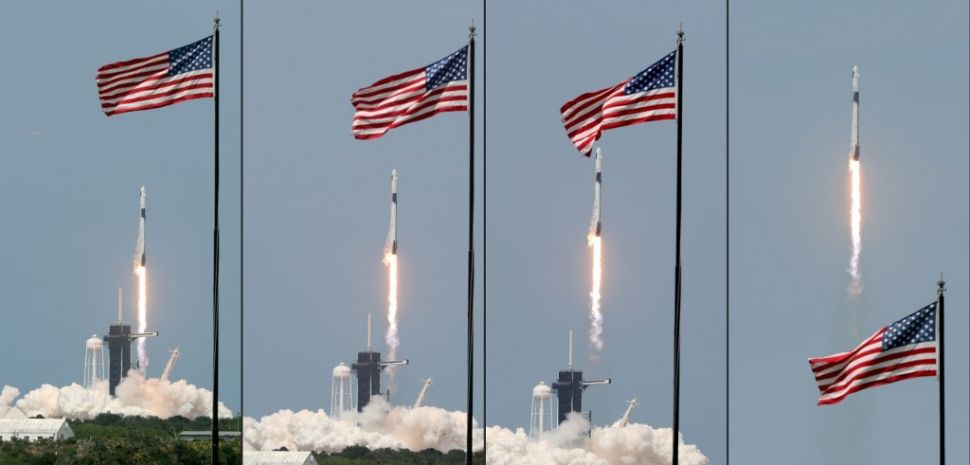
[1,371,231,420]
[485,414,709,465]
[244,396,481,453]
[245,401,707,465]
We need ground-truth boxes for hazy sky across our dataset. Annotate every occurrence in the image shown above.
[730,0,969,464]
[0,1,241,412]
[487,1,725,463]
[243,0,485,422]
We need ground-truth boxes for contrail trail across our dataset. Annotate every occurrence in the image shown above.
[133,186,149,371]
[588,149,604,353]
[847,67,863,298]
[383,170,400,372]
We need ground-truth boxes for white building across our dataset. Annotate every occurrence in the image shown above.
[243,451,318,465]
[0,419,74,442]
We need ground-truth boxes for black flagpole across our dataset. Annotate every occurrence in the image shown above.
[672,27,684,465]
[465,23,477,465]
[211,16,222,465]
[937,275,946,465]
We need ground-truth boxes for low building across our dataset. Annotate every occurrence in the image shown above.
[244,451,318,465]
[178,430,242,441]
[0,419,74,442]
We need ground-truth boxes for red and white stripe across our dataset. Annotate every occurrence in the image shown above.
[560,82,676,156]
[351,68,467,140]
[97,52,213,117]
[809,328,937,405]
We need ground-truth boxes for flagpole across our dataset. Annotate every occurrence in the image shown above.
[937,274,945,465]
[465,22,477,465]
[211,16,222,465]
[672,26,684,465]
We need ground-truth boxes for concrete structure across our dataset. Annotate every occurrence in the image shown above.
[244,451,318,465]
[0,419,74,442]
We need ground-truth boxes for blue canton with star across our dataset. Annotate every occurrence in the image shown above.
[169,36,213,76]
[625,50,676,95]
[883,302,937,351]
[425,46,468,91]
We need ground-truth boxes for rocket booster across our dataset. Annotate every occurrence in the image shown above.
[388,170,398,255]
[138,186,146,267]
[591,148,602,237]
[851,65,860,161]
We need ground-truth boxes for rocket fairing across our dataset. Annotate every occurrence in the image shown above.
[851,66,860,161]
[388,169,398,255]
[591,148,602,237]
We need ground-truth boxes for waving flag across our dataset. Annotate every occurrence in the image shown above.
[561,51,677,156]
[352,46,469,140]
[809,302,938,405]
[97,36,214,117]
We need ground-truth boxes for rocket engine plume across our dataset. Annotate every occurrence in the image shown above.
[133,186,149,371]
[847,67,863,297]
[588,149,604,352]
[383,170,400,371]
[848,159,862,296]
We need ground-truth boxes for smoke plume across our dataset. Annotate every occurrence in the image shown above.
[485,414,709,465]
[244,397,481,453]
[1,371,231,420]
[245,401,708,465]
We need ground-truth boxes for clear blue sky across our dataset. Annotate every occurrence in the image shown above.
[0,1,241,413]
[730,0,969,464]
[243,0,485,421]
[486,1,725,463]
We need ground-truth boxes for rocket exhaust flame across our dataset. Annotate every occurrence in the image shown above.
[588,150,604,352]
[384,252,399,363]
[384,170,400,373]
[847,67,862,297]
[133,186,149,371]
[848,160,862,297]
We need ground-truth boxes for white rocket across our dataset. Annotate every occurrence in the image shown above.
[590,148,602,237]
[386,170,398,255]
[137,186,146,266]
[851,66,860,161]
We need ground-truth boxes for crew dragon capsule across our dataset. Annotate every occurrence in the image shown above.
[851,65,860,161]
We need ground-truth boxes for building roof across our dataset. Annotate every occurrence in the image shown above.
[0,419,70,435]
[243,451,316,465]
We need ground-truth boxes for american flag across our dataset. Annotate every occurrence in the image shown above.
[809,302,938,405]
[97,36,214,117]
[560,51,677,156]
[352,46,468,140]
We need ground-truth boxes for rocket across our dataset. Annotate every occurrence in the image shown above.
[388,170,398,255]
[138,186,146,266]
[851,65,860,161]
[591,148,602,237]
